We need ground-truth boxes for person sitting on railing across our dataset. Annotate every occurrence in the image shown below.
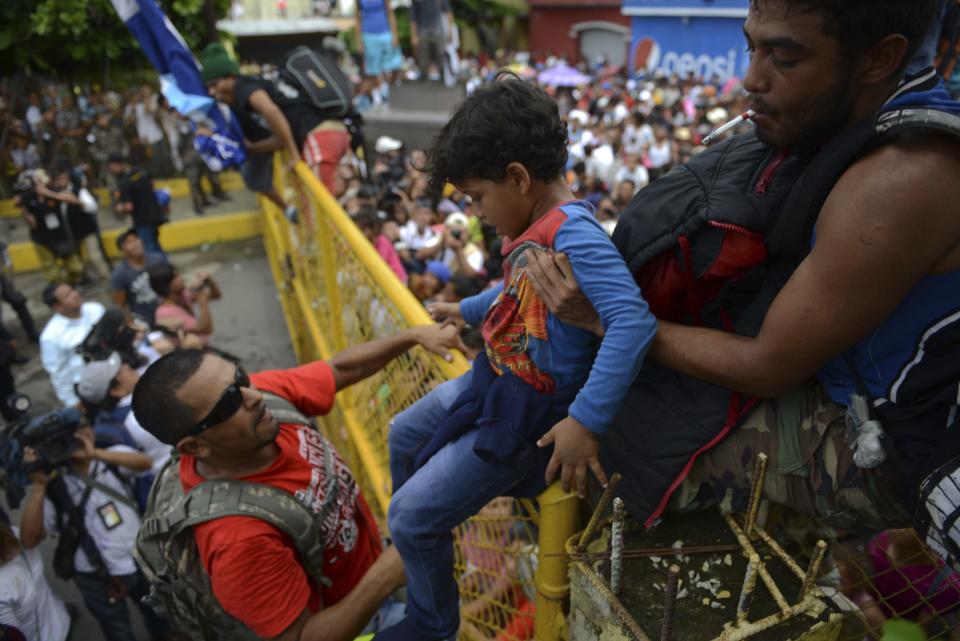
[200,42,352,200]
[130,323,462,641]
[379,74,658,641]
[148,264,221,347]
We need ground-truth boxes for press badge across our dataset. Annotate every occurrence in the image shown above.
[45,213,60,229]
[97,502,123,530]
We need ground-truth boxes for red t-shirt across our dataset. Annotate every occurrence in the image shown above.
[179,361,382,638]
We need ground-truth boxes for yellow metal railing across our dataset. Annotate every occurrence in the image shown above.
[260,160,579,641]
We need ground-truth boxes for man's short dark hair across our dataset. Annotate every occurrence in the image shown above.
[115,228,139,250]
[132,349,207,445]
[42,282,64,308]
[752,0,940,73]
[425,72,568,194]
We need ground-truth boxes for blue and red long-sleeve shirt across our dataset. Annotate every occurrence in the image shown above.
[460,200,657,433]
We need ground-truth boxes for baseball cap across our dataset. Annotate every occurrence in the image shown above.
[375,136,403,155]
[444,212,469,228]
[76,352,122,405]
[425,261,451,285]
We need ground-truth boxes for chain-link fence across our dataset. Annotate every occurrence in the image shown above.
[260,161,578,641]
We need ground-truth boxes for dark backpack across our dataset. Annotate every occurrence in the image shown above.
[602,102,960,529]
[274,46,352,121]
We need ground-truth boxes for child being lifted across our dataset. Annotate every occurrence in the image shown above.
[377,73,657,641]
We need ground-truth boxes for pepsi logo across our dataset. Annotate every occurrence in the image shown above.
[633,38,661,74]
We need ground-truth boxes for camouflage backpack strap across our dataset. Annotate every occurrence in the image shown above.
[141,476,332,587]
[259,391,343,576]
[261,391,317,429]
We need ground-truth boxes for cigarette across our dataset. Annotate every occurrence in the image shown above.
[702,110,756,146]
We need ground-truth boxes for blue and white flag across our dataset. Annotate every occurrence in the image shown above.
[110,0,246,170]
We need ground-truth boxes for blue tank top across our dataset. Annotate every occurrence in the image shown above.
[818,72,960,413]
[819,271,960,407]
[358,0,390,34]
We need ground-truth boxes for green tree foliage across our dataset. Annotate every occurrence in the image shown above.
[0,0,229,77]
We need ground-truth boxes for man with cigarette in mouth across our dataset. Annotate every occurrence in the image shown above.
[524,0,960,547]
[130,324,459,641]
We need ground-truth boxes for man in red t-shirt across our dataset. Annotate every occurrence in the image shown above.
[131,323,460,641]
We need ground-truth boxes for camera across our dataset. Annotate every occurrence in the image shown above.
[451,229,463,240]
[190,277,214,294]
[79,308,147,369]
[0,400,84,509]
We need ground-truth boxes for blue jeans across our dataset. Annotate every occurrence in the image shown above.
[387,372,540,640]
[135,226,165,259]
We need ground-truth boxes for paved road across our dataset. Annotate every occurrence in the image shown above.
[4,234,296,640]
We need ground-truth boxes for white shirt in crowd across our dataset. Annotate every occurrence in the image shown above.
[586,143,617,186]
[40,302,106,406]
[25,105,43,132]
[0,528,71,641]
[440,244,485,274]
[648,139,674,169]
[614,165,650,192]
[399,221,439,251]
[623,123,654,156]
[42,451,143,576]
[121,393,173,476]
[133,98,164,145]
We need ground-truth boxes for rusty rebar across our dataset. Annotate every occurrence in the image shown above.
[576,472,622,551]
[661,564,681,641]
[744,452,768,535]
[736,554,761,624]
[610,497,625,595]
[799,540,828,600]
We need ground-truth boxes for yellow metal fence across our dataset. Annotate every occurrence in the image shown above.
[260,161,579,641]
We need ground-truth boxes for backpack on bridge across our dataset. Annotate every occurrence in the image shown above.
[604,99,960,529]
[273,46,353,122]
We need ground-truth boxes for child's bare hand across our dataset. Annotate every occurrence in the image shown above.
[426,301,461,322]
[538,416,608,497]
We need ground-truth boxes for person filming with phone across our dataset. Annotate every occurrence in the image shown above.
[148,264,222,347]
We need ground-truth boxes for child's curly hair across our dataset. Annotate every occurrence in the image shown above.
[425,72,569,194]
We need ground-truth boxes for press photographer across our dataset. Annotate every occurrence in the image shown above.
[15,408,171,641]
[13,170,83,285]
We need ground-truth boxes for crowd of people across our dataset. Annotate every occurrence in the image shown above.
[2,0,960,640]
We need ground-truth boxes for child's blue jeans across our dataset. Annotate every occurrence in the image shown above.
[387,370,541,640]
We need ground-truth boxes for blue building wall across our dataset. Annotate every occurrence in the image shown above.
[623,0,750,83]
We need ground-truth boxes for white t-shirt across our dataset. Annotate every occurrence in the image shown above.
[0,529,71,641]
[42,451,142,576]
[25,105,43,132]
[134,100,164,145]
[440,243,485,274]
[400,221,439,251]
[614,165,650,191]
[121,397,173,476]
[39,302,106,406]
[648,140,673,169]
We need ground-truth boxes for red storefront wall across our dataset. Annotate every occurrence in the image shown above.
[528,1,630,64]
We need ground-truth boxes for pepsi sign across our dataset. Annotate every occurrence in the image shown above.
[627,15,749,83]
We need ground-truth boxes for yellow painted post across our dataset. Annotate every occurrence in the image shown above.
[535,483,580,641]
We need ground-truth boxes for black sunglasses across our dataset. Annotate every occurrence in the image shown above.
[185,366,251,437]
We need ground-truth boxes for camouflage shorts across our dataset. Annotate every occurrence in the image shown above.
[672,383,911,534]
